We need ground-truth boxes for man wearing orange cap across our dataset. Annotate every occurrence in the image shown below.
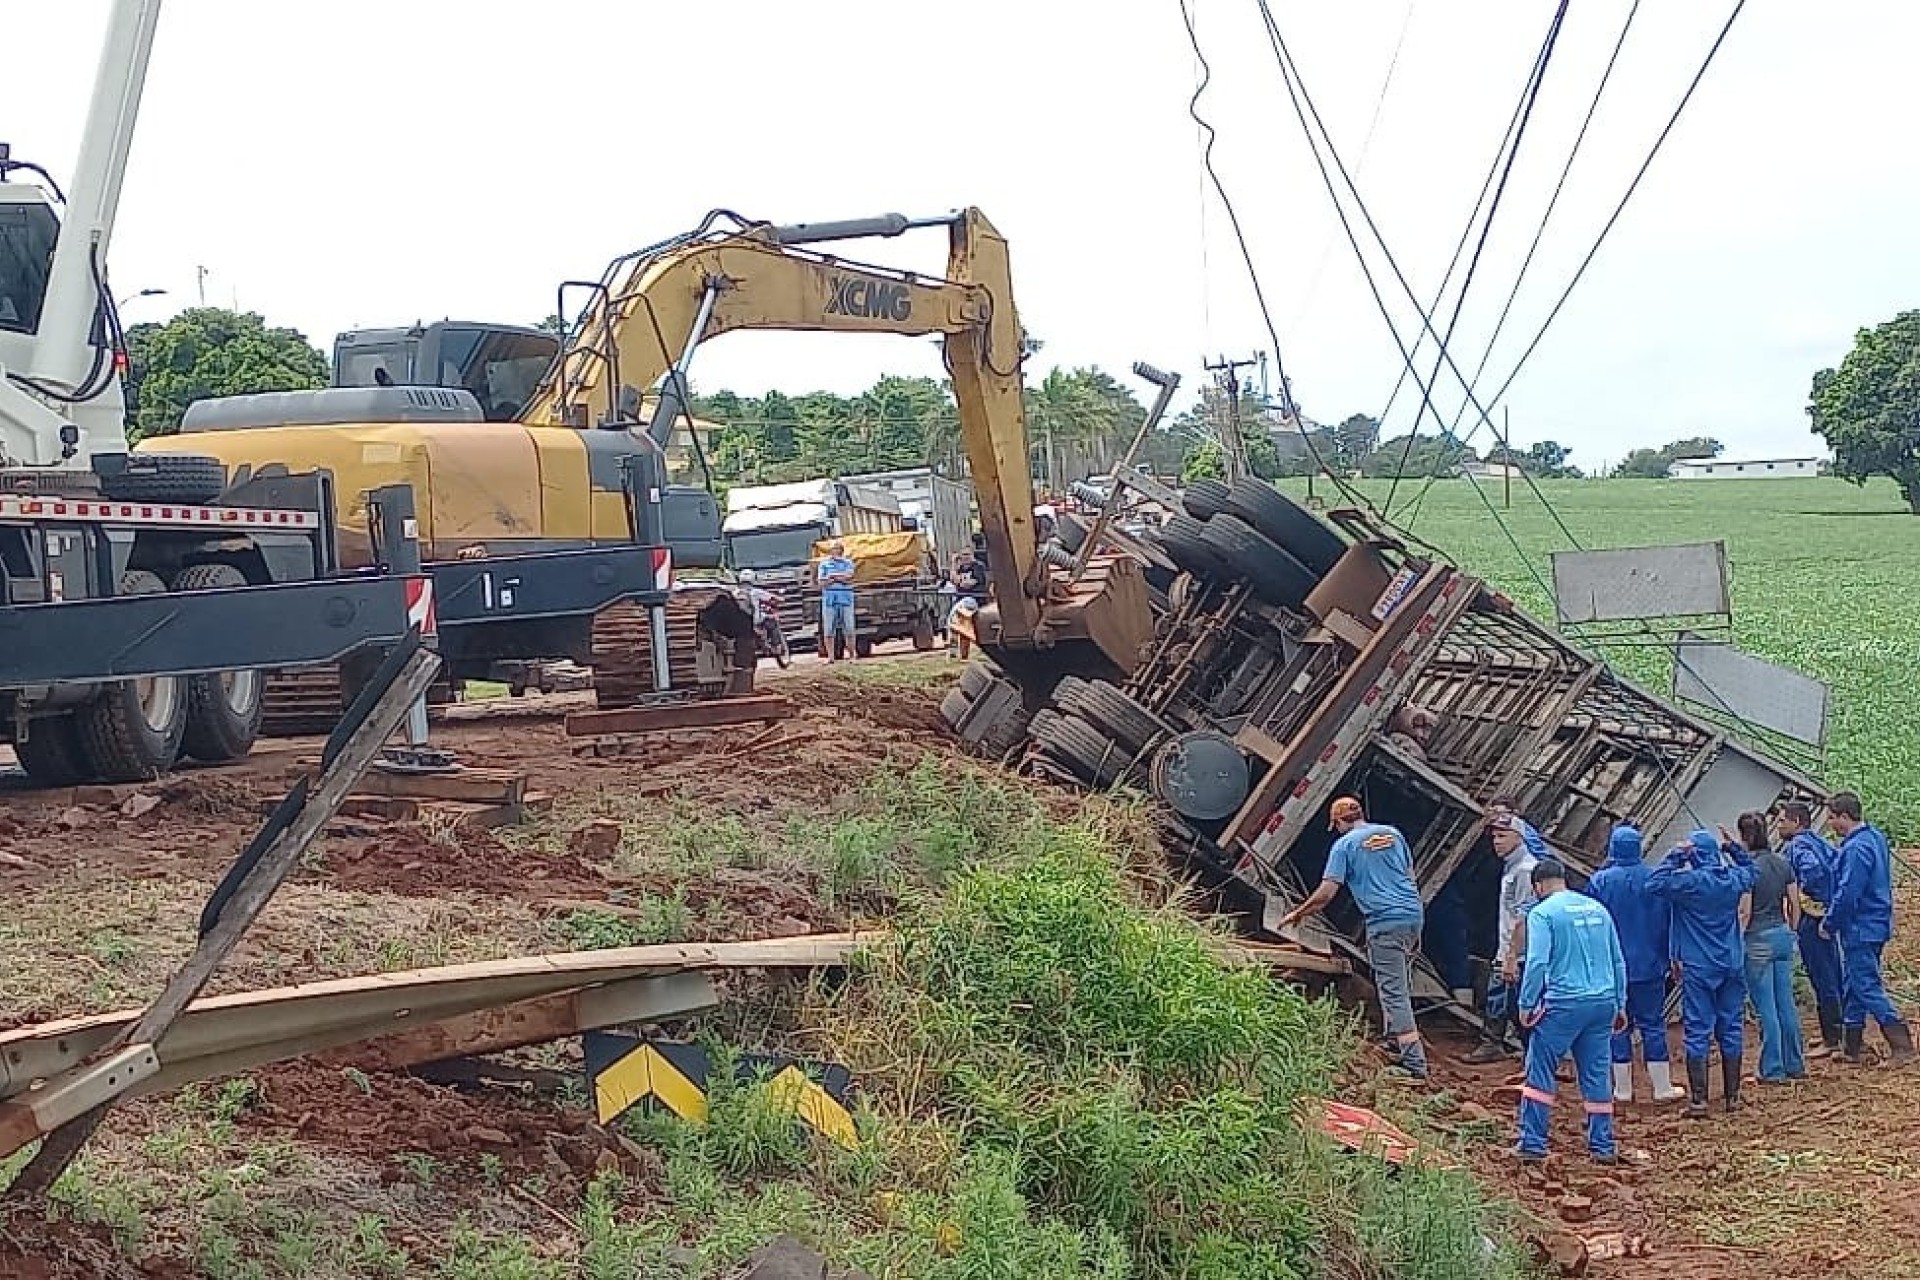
[1278,795,1429,1080]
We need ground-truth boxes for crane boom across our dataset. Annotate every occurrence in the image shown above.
[524,208,1106,657]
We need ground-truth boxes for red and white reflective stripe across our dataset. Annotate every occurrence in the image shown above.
[1582,1099,1615,1115]
[0,496,321,529]
[405,576,437,638]
[651,547,673,590]
[1520,1084,1556,1106]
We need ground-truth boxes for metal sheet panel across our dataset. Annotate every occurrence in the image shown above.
[1652,744,1800,854]
[1671,633,1829,747]
[1550,542,1730,625]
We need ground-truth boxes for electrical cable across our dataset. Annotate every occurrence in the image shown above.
[1394,0,1644,527]
[1250,0,1757,826]
[1177,0,1367,510]
[1385,0,1569,511]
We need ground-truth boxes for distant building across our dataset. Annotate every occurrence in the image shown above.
[1458,460,1524,480]
[1667,456,1820,480]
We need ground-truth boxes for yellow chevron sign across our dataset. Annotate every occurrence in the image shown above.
[583,1032,857,1149]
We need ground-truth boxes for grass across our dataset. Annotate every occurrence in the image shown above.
[18,761,1533,1279]
[1279,474,1920,839]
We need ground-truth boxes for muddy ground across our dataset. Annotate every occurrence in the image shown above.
[1,651,1916,1277]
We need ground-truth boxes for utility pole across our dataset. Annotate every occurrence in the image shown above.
[195,264,208,306]
[1203,353,1258,484]
[1501,403,1513,510]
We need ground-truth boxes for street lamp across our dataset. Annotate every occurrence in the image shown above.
[116,286,166,309]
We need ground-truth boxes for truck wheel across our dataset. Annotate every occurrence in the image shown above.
[911,614,938,651]
[1027,709,1140,790]
[1050,675,1173,755]
[76,570,188,782]
[1156,513,1233,584]
[172,563,265,762]
[939,686,973,729]
[1222,479,1345,576]
[13,714,93,787]
[958,660,996,698]
[1199,514,1316,609]
[855,635,874,658]
[1055,511,1088,553]
[99,454,228,504]
[1182,479,1231,522]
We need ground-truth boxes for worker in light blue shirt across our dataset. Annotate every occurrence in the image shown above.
[816,540,857,662]
[1279,796,1428,1080]
[1514,858,1629,1165]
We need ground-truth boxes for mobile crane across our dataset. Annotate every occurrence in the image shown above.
[147,208,1159,705]
[0,0,433,785]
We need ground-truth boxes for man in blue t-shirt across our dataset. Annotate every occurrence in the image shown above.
[816,540,857,662]
[1279,795,1429,1080]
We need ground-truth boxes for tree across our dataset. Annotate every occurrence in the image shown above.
[1808,310,1920,513]
[124,308,330,440]
[1181,439,1225,483]
[535,313,569,336]
[1522,439,1580,479]
[1360,433,1477,479]
[1609,436,1724,479]
[1330,414,1380,472]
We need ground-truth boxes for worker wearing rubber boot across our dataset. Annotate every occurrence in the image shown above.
[1647,830,1756,1117]
[1513,859,1629,1166]
[1582,823,1685,1104]
[1778,802,1844,1057]
[1825,791,1914,1065]
[1279,796,1429,1080]
[1463,803,1542,1065]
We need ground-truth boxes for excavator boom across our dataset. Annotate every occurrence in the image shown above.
[525,208,1138,666]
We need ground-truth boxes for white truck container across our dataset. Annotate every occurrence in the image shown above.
[843,467,974,571]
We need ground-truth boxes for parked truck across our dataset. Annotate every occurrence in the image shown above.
[801,529,943,657]
[842,468,973,572]
[721,478,903,645]
[942,476,1828,1019]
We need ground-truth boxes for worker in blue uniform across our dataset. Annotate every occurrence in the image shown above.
[1513,858,1628,1165]
[1824,791,1914,1064]
[1581,823,1685,1104]
[1646,829,1756,1117]
[1778,801,1843,1055]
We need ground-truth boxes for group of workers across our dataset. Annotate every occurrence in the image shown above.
[1279,789,1905,1164]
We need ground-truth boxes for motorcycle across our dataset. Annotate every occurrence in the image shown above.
[742,584,791,668]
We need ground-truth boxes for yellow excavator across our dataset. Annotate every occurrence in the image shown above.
[139,208,1154,711]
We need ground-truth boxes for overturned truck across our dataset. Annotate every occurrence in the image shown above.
[942,477,1827,1009]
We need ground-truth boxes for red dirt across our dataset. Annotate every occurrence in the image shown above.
[314,821,608,898]
[0,1214,191,1280]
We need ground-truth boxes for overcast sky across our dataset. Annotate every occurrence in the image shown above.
[7,1,1914,471]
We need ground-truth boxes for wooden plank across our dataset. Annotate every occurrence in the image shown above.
[1212,938,1351,977]
[564,694,794,737]
[342,766,525,806]
[2,647,443,1195]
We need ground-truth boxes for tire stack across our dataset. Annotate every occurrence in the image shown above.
[1144,478,1347,610]
[1022,674,1175,793]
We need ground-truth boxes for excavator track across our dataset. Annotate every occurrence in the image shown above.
[257,591,729,737]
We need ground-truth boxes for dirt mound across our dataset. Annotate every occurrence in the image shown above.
[154,773,262,820]
[317,822,607,898]
[240,1064,634,1195]
[798,676,950,738]
[0,1212,190,1279]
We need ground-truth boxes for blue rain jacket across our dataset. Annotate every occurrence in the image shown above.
[1581,825,1672,984]
[1645,829,1756,976]
[1784,829,1839,916]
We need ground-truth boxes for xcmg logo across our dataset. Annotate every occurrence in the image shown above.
[825,276,912,322]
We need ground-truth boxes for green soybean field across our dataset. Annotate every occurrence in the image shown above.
[1275,474,1920,842]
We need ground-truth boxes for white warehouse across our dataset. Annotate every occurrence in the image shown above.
[1668,456,1821,480]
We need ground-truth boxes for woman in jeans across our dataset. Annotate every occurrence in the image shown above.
[1735,810,1806,1083]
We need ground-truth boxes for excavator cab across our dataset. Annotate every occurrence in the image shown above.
[332,321,558,422]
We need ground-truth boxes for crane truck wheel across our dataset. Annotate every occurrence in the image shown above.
[1221,479,1345,576]
[958,660,997,699]
[99,454,228,504]
[1198,515,1316,609]
[1181,479,1231,522]
[76,570,189,782]
[939,686,974,730]
[1049,676,1174,756]
[1155,514,1234,585]
[13,714,93,788]
[1026,709,1141,791]
[171,563,266,762]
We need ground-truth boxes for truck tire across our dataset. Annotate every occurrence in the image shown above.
[1050,675,1173,755]
[99,454,228,504]
[1027,709,1140,790]
[172,563,265,763]
[1055,511,1088,553]
[911,614,938,651]
[1199,514,1316,609]
[76,570,189,782]
[958,660,996,698]
[939,686,973,729]
[1156,513,1234,584]
[13,714,92,787]
[1222,478,1345,576]
[1182,479,1231,522]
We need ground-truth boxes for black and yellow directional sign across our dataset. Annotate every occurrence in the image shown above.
[583,1032,858,1149]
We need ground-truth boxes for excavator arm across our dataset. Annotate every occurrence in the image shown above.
[522,209,1071,655]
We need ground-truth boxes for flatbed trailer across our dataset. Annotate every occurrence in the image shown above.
[800,576,944,657]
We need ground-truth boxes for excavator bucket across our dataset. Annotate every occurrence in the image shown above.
[972,554,1154,692]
